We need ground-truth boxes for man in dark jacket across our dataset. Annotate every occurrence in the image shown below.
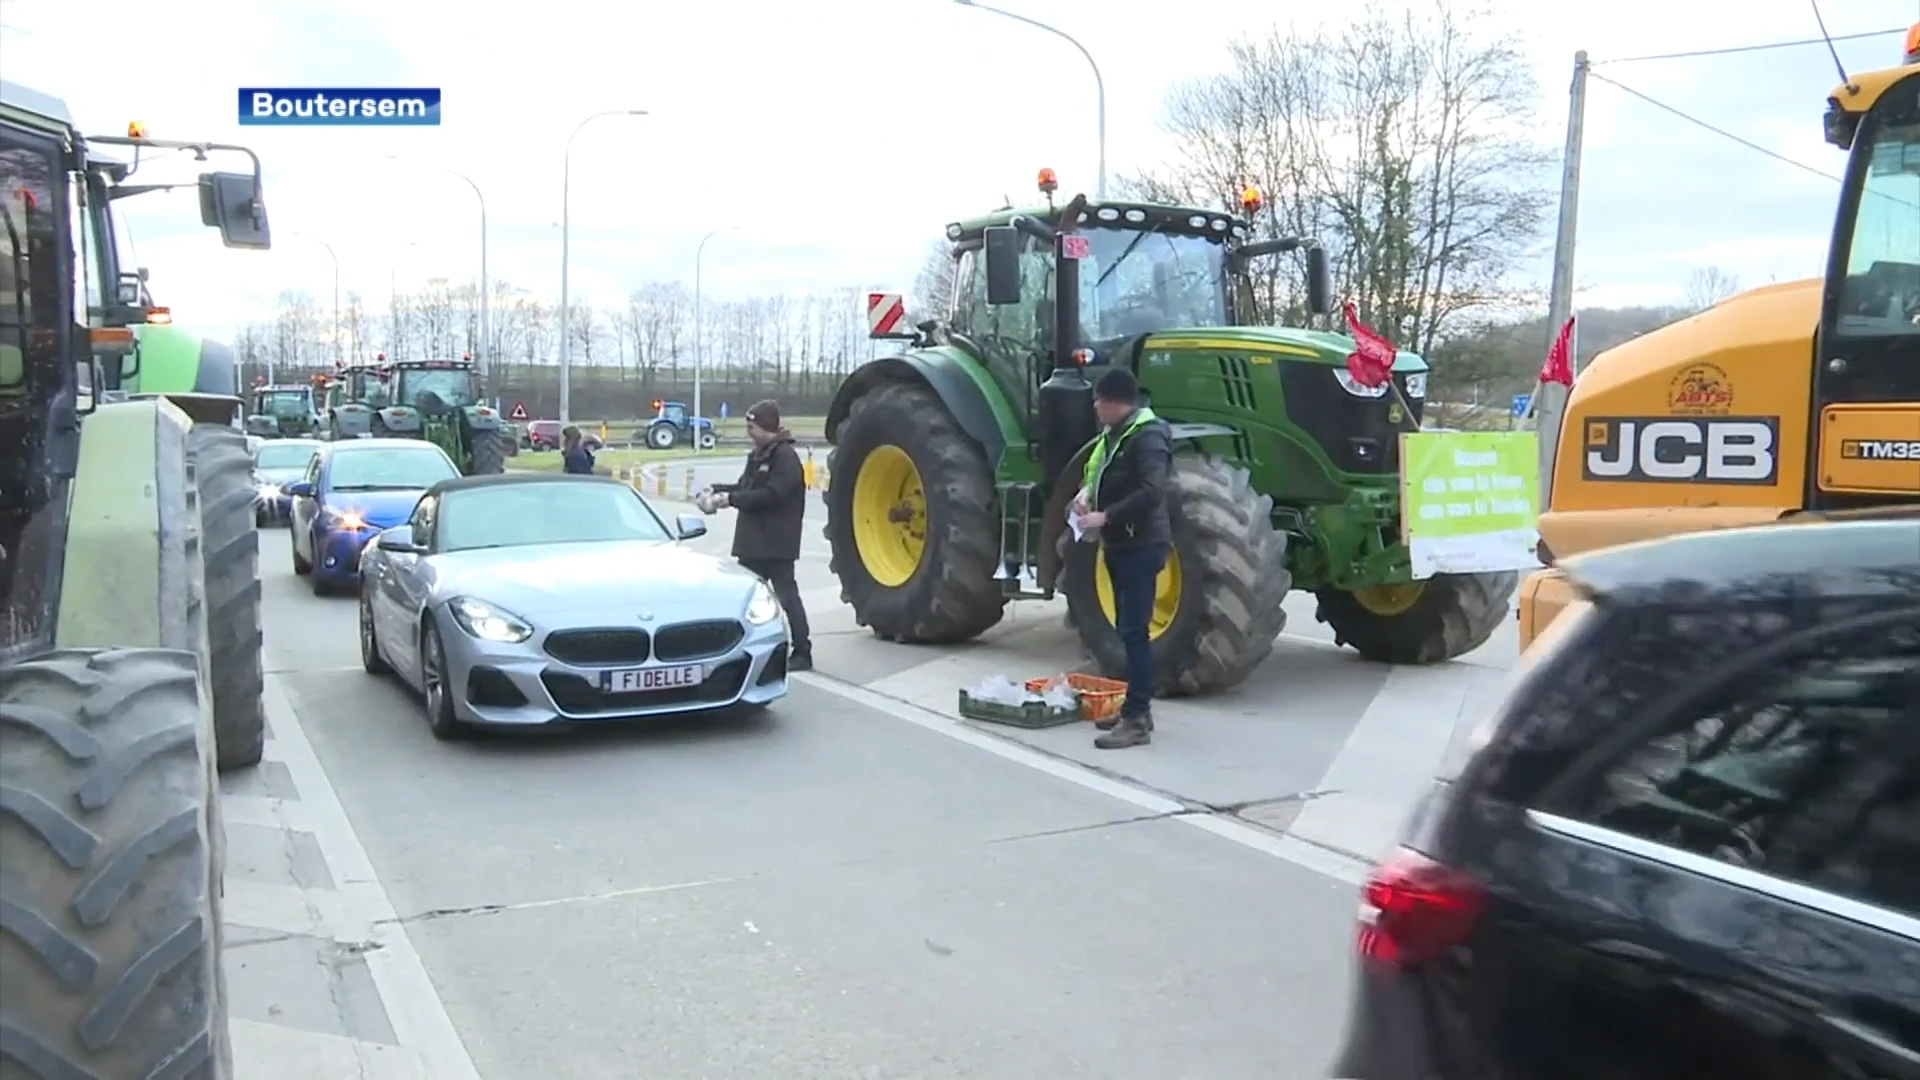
[712,400,812,670]
[1072,366,1172,749]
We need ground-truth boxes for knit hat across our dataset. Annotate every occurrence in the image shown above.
[1092,366,1138,403]
[747,400,781,432]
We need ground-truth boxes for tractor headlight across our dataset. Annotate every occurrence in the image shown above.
[1333,369,1389,398]
[744,581,783,626]
[448,596,533,644]
[1404,372,1427,399]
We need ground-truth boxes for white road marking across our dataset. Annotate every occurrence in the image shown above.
[793,672,1371,886]
[260,675,483,1080]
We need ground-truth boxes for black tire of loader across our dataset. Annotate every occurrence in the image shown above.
[467,430,507,476]
[0,649,232,1080]
[824,381,1006,643]
[189,423,265,772]
[1063,454,1291,697]
[1314,571,1518,665]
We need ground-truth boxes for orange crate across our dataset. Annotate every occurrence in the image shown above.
[1024,673,1127,722]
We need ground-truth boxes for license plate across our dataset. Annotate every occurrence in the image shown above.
[601,664,703,693]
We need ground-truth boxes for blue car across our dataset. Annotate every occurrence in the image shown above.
[285,438,461,595]
[252,438,324,526]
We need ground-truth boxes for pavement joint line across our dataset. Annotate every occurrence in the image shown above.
[261,673,483,1080]
[382,872,757,925]
[224,880,370,941]
[222,793,315,833]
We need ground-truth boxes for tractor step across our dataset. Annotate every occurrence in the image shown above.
[993,481,1051,600]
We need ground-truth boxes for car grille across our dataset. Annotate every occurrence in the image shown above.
[541,657,752,714]
[544,628,651,666]
[653,620,745,662]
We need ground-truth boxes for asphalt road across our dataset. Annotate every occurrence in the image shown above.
[223,512,1397,1078]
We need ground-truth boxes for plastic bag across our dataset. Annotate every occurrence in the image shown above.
[967,675,1029,706]
[1027,675,1081,711]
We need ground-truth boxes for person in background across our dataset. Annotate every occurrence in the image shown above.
[560,426,596,475]
[709,400,812,671]
[1072,366,1172,750]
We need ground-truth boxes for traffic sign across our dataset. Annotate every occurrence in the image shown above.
[1510,393,1531,418]
[508,402,529,421]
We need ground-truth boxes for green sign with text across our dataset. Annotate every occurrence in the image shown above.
[1400,431,1538,578]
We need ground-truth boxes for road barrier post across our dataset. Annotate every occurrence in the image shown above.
[683,466,695,499]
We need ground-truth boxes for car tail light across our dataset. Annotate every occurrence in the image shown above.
[1357,848,1485,965]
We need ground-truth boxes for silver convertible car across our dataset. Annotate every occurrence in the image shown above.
[357,473,791,738]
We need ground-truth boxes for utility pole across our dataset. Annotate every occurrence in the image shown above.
[1533,50,1589,513]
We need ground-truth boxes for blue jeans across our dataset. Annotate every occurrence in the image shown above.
[1103,543,1168,715]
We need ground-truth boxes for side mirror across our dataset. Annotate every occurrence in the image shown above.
[675,513,707,540]
[1304,244,1333,316]
[982,226,1022,306]
[199,171,271,250]
[281,480,313,498]
[115,271,143,305]
[375,527,421,554]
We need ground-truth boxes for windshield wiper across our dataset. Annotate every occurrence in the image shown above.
[1094,224,1164,291]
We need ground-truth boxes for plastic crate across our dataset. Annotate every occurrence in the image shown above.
[1027,673,1127,722]
[956,688,1082,729]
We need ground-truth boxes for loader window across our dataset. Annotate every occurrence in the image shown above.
[1834,114,1920,337]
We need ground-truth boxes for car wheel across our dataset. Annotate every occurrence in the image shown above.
[291,524,312,575]
[420,622,464,740]
[359,589,391,675]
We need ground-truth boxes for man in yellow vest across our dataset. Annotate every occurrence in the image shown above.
[1072,367,1173,749]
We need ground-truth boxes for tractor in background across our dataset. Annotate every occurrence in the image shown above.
[321,358,389,439]
[640,398,718,449]
[823,173,1514,696]
[244,379,324,438]
[360,355,510,474]
[2,78,274,1077]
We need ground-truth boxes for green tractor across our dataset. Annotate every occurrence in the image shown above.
[243,380,323,438]
[2,80,273,1076]
[327,354,508,474]
[823,181,1515,695]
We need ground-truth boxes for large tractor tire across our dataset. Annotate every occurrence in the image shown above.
[467,431,507,476]
[0,648,233,1079]
[647,423,678,450]
[1314,571,1517,665]
[188,424,264,772]
[1064,454,1291,696]
[824,381,1005,643]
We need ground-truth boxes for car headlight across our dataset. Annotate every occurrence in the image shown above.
[1404,372,1427,399]
[744,581,782,626]
[447,596,533,643]
[324,508,367,531]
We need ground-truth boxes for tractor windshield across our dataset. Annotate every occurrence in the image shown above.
[1834,110,1920,337]
[257,390,310,418]
[1078,227,1228,341]
[396,367,475,409]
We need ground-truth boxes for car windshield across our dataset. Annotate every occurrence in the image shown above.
[255,443,317,471]
[257,391,311,418]
[396,367,476,408]
[438,482,672,552]
[1078,226,1229,341]
[327,447,458,491]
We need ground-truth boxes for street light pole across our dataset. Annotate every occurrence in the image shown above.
[383,157,489,379]
[291,231,341,369]
[953,0,1106,198]
[693,226,737,450]
[559,108,648,423]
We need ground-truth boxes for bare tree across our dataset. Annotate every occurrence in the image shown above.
[1130,0,1551,398]
[908,240,956,320]
[1684,265,1741,311]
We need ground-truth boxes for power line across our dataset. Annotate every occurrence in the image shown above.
[1586,70,1843,184]
[1596,27,1905,66]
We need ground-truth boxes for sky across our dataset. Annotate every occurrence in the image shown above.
[1,0,1916,342]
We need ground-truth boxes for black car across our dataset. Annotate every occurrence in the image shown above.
[1334,517,1920,1080]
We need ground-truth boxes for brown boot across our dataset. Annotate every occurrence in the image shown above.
[1094,712,1151,749]
[1094,707,1152,732]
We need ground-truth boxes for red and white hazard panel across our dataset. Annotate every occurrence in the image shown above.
[866,292,906,337]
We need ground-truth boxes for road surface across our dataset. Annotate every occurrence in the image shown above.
[221,482,1517,1079]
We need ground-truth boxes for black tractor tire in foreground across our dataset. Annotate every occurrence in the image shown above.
[824,381,1006,643]
[1314,571,1517,665]
[0,649,232,1080]
[1064,454,1291,697]
[467,430,507,476]
[188,423,265,772]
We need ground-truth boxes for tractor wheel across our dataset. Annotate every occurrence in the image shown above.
[1063,454,1291,696]
[189,423,265,772]
[824,381,1004,643]
[697,429,717,451]
[648,423,678,450]
[0,648,233,1079]
[468,431,507,476]
[1314,571,1517,665]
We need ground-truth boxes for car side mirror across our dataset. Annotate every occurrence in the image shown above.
[199,171,271,250]
[375,527,422,554]
[675,513,707,540]
[281,480,313,498]
[983,225,1022,306]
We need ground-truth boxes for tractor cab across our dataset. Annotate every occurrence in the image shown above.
[389,357,481,413]
[357,356,507,474]
[245,380,321,438]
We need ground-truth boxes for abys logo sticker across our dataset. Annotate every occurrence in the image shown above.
[1668,363,1735,415]
[1582,417,1779,484]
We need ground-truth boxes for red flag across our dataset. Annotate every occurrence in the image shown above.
[1539,316,1575,387]
[1342,302,1396,389]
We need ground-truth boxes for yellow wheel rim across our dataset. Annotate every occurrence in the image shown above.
[850,445,926,587]
[1352,582,1425,616]
[1094,546,1183,640]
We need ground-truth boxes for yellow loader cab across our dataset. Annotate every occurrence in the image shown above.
[1519,28,1920,651]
